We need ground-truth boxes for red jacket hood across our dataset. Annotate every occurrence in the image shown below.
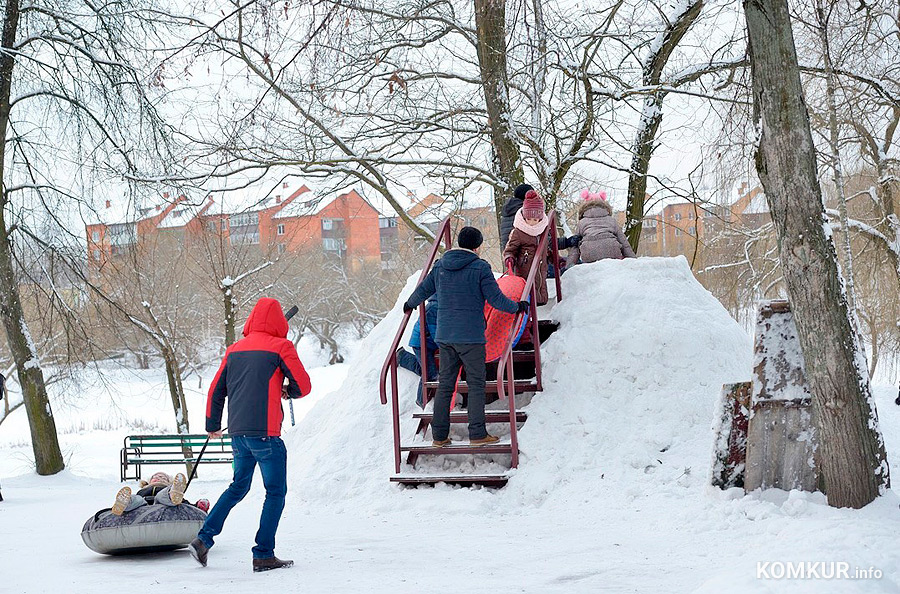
[242,298,288,338]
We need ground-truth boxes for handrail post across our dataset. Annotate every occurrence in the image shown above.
[550,211,563,302]
[531,284,544,392]
[418,304,428,406]
[390,363,401,473]
[507,343,519,468]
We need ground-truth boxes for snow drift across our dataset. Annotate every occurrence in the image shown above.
[283,256,752,510]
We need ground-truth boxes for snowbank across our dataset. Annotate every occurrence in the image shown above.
[285,256,752,509]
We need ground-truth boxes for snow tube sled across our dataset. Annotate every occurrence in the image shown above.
[81,504,206,555]
[484,273,529,362]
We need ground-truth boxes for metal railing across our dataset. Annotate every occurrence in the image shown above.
[497,210,562,468]
[379,217,453,473]
[379,213,563,473]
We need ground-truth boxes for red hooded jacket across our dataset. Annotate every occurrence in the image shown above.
[206,298,311,437]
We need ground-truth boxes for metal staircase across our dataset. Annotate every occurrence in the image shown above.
[379,214,563,487]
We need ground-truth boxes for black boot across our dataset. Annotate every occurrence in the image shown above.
[189,538,209,567]
[253,556,294,572]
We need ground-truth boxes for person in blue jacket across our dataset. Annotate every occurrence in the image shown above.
[403,227,528,446]
[396,296,438,408]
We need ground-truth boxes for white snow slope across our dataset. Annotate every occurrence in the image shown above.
[4,256,900,593]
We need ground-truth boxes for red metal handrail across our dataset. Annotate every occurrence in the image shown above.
[379,217,453,473]
[379,211,564,475]
[496,210,563,469]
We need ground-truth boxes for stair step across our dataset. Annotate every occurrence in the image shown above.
[438,350,535,362]
[423,379,537,393]
[400,441,514,456]
[412,410,527,423]
[390,473,510,487]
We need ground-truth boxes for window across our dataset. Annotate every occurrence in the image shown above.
[93,249,101,261]
[379,217,398,229]
[277,243,286,254]
[229,212,260,245]
[108,223,136,247]
[229,212,259,228]
[91,230,100,242]
[221,219,228,230]
[207,220,217,232]
[675,228,683,237]
[689,226,696,235]
[322,218,334,231]
[277,224,285,236]
[323,237,343,251]
[688,212,695,220]
[674,213,682,222]
[644,219,657,228]
[645,234,657,243]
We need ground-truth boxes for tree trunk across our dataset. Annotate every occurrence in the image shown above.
[0,0,63,475]
[223,285,236,346]
[163,349,193,476]
[815,0,857,314]
[744,0,889,508]
[624,0,704,252]
[474,0,525,233]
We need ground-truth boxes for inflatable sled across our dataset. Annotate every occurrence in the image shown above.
[81,503,207,555]
[484,271,529,362]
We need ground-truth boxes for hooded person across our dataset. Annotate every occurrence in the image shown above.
[190,297,311,573]
[568,190,636,264]
[499,183,534,252]
[403,226,528,447]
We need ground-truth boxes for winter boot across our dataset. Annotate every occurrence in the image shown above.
[189,538,209,567]
[253,556,294,572]
[432,437,452,447]
[111,486,132,516]
[469,434,500,446]
[170,473,187,505]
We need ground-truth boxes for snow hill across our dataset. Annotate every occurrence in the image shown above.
[285,256,752,507]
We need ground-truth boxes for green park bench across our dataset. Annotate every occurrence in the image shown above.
[120,434,233,482]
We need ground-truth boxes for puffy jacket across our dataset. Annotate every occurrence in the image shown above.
[504,227,550,305]
[568,201,636,263]
[206,298,312,437]
[405,249,519,344]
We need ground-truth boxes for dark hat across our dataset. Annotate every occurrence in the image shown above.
[457,226,483,250]
[513,184,534,202]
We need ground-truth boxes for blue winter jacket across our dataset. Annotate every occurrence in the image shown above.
[409,298,438,351]
[405,249,519,344]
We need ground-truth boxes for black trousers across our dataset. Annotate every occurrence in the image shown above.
[432,343,487,440]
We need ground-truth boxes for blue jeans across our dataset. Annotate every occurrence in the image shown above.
[197,436,287,559]
[397,346,437,407]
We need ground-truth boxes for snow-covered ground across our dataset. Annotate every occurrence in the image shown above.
[3,257,900,593]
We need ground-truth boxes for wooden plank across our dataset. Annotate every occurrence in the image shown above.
[422,379,537,393]
[390,473,509,487]
[411,411,527,423]
[400,442,514,456]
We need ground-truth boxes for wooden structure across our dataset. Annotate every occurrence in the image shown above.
[379,215,563,487]
[744,300,819,492]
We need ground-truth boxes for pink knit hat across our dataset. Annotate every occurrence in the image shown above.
[522,190,546,220]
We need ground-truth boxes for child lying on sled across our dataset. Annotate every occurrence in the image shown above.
[111,471,209,516]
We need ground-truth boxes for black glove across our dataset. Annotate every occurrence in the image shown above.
[517,301,530,313]
[403,302,414,314]
[567,235,583,248]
